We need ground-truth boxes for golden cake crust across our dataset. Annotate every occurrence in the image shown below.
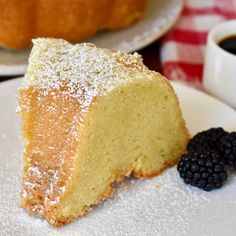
[0,0,147,49]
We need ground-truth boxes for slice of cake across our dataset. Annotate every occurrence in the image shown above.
[18,38,189,226]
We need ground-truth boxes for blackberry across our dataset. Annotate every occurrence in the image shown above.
[177,150,227,191]
[187,127,228,152]
[218,132,236,169]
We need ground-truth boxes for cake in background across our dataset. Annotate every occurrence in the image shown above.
[0,0,147,49]
[17,38,189,226]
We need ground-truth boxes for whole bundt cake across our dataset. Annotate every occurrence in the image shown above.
[0,0,147,49]
[17,38,189,226]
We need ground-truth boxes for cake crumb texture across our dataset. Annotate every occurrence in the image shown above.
[18,38,189,226]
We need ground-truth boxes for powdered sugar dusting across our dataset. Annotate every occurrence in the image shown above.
[19,38,147,111]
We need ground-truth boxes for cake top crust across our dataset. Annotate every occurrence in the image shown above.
[20,38,151,109]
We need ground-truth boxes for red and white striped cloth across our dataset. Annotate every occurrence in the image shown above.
[160,0,236,88]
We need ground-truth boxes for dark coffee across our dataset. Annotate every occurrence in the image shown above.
[218,35,236,55]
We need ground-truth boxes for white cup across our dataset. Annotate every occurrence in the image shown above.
[203,20,236,108]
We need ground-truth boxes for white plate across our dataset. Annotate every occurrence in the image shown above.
[1,78,236,236]
[0,0,183,76]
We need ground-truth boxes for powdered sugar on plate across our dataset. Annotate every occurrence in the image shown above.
[1,78,236,236]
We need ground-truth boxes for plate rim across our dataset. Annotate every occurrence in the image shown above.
[124,0,183,53]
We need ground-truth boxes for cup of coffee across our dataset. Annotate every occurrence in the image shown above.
[203,20,236,108]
